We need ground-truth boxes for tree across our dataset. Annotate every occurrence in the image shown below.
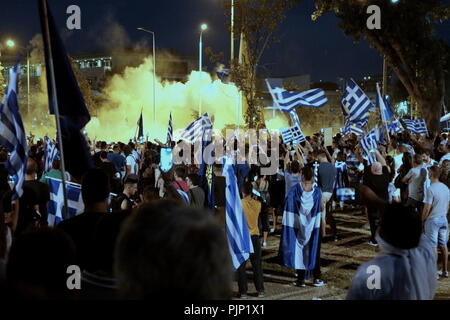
[209,0,300,129]
[70,58,96,115]
[312,0,449,134]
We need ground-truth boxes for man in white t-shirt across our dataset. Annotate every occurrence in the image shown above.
[422,165,450,279]
[124,145,139,178]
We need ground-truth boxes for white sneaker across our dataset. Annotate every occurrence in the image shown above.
[270,228,275,233]
[368,241,379,247]
[262,242,267,247]
[443,271,449,278]
[313,279,326,287]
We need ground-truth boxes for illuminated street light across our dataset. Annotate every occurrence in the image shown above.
[6,40,15,47]
[199,23,208,115]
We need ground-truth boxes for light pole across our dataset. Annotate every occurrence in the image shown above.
[199,23,208,116]
[137,27,157,124]
[231,0,234,62]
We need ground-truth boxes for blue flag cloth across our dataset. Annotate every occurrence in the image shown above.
[343,119,368,136]
[266,79,328,113]
[341,79,374,122]
[44,136,59,173]
[38,0,93,180]
[376,83,394,122]
[47,178,84,227]
[402,119,428,136]
[179,113,213,143]
[0,64,28,200]
[223,157,254,271]
[280,183,322,277]
[360,128,380,165]
[388,118,404,135]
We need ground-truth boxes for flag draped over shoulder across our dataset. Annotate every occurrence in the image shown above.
[280,183,322,276]
[223,157,253,271]
[0,64,28,200]
[266,79,328,113]
[38,0,93,180]
[44,136,59,173]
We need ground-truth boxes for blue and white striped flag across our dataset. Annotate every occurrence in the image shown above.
[166,112,173,144]
[280,124,305,146]
[280,183,322,275]
[402,119,428,135]
[388,118,403,135]
[44,136,59,173]
[0,64,28,200]
[376,83,394,123]
[47,178,84,227]
[360,128,380,165]
[341,79,374,122]
[223,157,253,271]
[178,113,213,143]
[266,79,328,113]
[343,119,368,136]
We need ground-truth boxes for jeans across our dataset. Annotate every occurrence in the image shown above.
[237,235,264,294]
[296,226,323,281]
[424,216,449,247]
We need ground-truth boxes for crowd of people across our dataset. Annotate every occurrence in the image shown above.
[0,128,448,300]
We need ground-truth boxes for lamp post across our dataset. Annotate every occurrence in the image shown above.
[137,27,157,124]
[231,0,234,62]
[199,24,208,116]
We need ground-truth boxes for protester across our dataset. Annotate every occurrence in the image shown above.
[237,182,265,298]
[402,154,427,213]
[57,169,110,271]
[422,166,449,278]
[347,186,436,300]
[114,201,232,299]
[112,175,138,212]
[186,174,205,208]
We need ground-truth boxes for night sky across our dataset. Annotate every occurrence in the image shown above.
[2,0,449,82]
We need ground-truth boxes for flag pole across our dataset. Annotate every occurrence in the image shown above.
[40,0,69,219]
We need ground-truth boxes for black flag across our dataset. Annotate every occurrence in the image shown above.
[38,0,93,180]
[137,111,144,139]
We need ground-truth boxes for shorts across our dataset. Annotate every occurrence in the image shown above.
[321,192,333,219]
[424,216,449,247]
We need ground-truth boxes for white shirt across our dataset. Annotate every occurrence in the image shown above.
[126,154,138,175]
[424,181,450,219]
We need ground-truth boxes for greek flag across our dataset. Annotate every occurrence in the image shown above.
[44,136,59,173]
[402,119,428,135]
[388,118,403,135]
[178,113,213,143]
[223,157,254,271]
[0,64,28,200]
[280,124,305,145]
[166,112,173,144]
[343,119,368,136]
[266,79,328,113]
[280,183,322,276]
[441,113,450,131]
[376,83,394,123]
[313,161,320,188]
[341,79,374,122]
[47,178,84,227]
[360,128,380,165]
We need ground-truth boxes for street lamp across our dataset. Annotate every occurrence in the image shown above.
[199,23,208,115]
[137,27,157,124]
[6,40,15,48]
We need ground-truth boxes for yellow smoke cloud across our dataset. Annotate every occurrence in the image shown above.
[86,56,245,142]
